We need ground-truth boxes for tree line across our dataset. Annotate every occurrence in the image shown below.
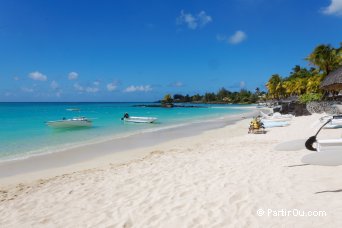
[266,43,342,103]
[162,88,264,104]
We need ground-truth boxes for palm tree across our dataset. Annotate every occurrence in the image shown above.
[282,80,295,96]
[293,78,307,95]
[191,94,202,102]
[266,74,283,99]
[306,74,323,94]
[255,87,260,95]
[217,87,231,101]
[306,44,341,76]
[162,94,174,107]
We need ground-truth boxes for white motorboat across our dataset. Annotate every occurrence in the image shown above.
[46,117,92,128]
[66,108,80,111]
[121,113,157,123]
[123,116,157,123]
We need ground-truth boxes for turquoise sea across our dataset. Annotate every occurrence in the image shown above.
[0,102,250,161]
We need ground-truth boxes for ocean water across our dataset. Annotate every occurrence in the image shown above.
[0,102,250,161]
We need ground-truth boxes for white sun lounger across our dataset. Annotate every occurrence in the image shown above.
[260,111,293,122]
[317,139,342,152]
[333,104,342,114]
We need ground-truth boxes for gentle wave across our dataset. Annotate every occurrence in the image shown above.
[0,111,251,163]
[0,103,253,162]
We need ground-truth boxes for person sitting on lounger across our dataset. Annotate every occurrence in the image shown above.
[248,117,265,134]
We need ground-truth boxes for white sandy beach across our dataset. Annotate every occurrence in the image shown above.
[1,113,342,227]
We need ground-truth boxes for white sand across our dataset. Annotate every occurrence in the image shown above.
[1,114,342,227]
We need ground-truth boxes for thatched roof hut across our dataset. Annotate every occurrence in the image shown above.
[320,66,342,91]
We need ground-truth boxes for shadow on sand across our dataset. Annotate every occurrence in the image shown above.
[286,164,310,168]
[315,189,342,194]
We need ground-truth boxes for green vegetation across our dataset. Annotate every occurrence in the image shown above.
[161,94,174,107]
[266,43,342,100]
[306,44,342,75]
[162,43,342,106]
[164,87,263,104]
[298,93,324,104]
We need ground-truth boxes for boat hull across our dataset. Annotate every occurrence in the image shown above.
[123,116,157,123]
[46,119,92,128]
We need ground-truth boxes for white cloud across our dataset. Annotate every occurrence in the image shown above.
[21,87,34,93]
[87,81,100,93]
[177,10,212,30]
[13,76,20,81]
[74,82,99,93]
[228,30,247,44]
[73,83,84,92]
[124,85,152,92]
[177,10,197,29]
[85,87,99,93]
[217,31,247,44]
[240,81,246,88]
[107,82,118,91]
[169,81,184,87]
[322,0,342,16]
[198,11,212,27]
[50,80,59,90]
[28,71,47,81]
[68,72,78,80]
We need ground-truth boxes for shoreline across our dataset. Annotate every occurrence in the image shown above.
[0,104,255,162]
[2,112,342,227]
[0,108,259,186]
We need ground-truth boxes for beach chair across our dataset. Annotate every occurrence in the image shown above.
[305,118,342,152]
[320,115,342,129]
[333,104,342,114]
[260,111,293,122]
[316,139,342,152]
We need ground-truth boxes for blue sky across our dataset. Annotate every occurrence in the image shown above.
[0,0,341,102]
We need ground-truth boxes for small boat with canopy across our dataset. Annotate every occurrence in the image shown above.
[121,113,157,123]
